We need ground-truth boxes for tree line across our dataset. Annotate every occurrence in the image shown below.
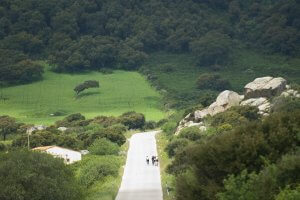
[0,0,299,84]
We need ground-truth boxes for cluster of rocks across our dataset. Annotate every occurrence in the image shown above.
[175,76,299,135]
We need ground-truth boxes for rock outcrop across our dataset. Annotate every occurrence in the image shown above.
[244,77,286,99]
[175,76,299,135]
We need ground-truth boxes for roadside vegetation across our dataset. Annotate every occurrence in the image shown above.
[158,97,300,200]
[0,111,152,200]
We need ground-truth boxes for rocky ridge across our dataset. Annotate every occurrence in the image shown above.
[175,76,299,135]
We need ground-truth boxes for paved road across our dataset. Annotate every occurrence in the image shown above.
[116,131,163,200]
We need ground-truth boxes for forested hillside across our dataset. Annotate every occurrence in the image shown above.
[0,0,299,84]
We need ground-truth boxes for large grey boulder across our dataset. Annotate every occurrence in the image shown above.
[195,90,242,120]
[244,77,287,99]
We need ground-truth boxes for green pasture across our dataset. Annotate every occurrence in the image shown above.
[0,69,165,125]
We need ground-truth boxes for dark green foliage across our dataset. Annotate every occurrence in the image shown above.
[190,31,233,66]
[83,124,127,147]
[0,115,19,140]
[120,111,145,129]
[169,110,300,200]
[88,138,120,156]
[271,96,300,113]
[143,121,157,130]
[0,49,43,84]
[217,154,300,200]
[178,127,202,141]
[56,113,90,127]
[79,156,120,187]
[12,130,82,150]
[0,0,298,79]
[74,80,99,95]
[93,116,119,127]
[165,138,190,158]
[210,106,259,127]
[0,150,83,200]
[0,143,6,151]
[196,73,231,91]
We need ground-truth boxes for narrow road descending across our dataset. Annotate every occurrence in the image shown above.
[116,131,163,200]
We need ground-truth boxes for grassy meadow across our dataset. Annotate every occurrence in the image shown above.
[0,67,165,125]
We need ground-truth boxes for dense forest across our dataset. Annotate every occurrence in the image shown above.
[0,0,299,84]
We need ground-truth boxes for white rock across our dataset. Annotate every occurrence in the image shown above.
[293,91,298,96]
[199,126,207,132]
[296,94,300,98]
[194,109,210,120]
[281,92,290,97]
[244,77,287,99]
[286,85,291,89]
[258,102,271,112]
[58,127,68,132]
[241,97,268,107]
[216,90,242,108]
[287,89,295,94]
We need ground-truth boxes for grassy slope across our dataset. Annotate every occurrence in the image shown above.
[144,49,300,107]
[0,68,165,124]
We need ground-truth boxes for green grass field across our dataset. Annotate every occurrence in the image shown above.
[0,68,165,125]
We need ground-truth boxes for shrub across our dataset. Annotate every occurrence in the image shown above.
[56,113,90,127]
[165,138,190,157]
[0,150,83,200]
[79,156,120,187]
[88,138,120,155]
[196,73,231,91]
[0,143,6,151]
[275,186,300,200]
[93,116,119,127]
[119,111,145,129]
[162,121,177,136]
[178,127,202,141]
[271,96,300,113]
[143,121,157,130]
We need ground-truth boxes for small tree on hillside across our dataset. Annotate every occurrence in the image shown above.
[0,115,19,141]
[74,80,99,95]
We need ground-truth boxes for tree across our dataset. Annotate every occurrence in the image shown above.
[0,150,83,200]
[119,111,145,129]
[0,115,18,140]
[74,80,99,95]
[190,31,232,66]
[88,138,120,155]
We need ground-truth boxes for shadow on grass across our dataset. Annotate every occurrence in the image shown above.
[75,91,100,99]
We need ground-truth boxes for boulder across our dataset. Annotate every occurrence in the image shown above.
[194,109,210,120]
[241,97,268,107]
[216,90,242,108]
[199,126,207,132]
[244,77,287,99]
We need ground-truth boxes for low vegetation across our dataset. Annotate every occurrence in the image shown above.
[159,98,300,200]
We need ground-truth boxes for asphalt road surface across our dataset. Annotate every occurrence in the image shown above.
[115,131,163,200]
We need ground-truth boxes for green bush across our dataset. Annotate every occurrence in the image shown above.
[0,150,83,200]
[162,121,177,136]
[119,111,145,129]
[88,138,120,155]
[143,121,157,130]
[275,186,300,200]
[79,156,120,187]
[196,73,231,91]
[271,97,300,113]
[170,111,300,200]
[178,127,202,141]
[0,143,6,151]
[165,138,190,157]
[217,154,300,200]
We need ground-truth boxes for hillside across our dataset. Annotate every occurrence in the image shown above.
[0,66,165,124]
